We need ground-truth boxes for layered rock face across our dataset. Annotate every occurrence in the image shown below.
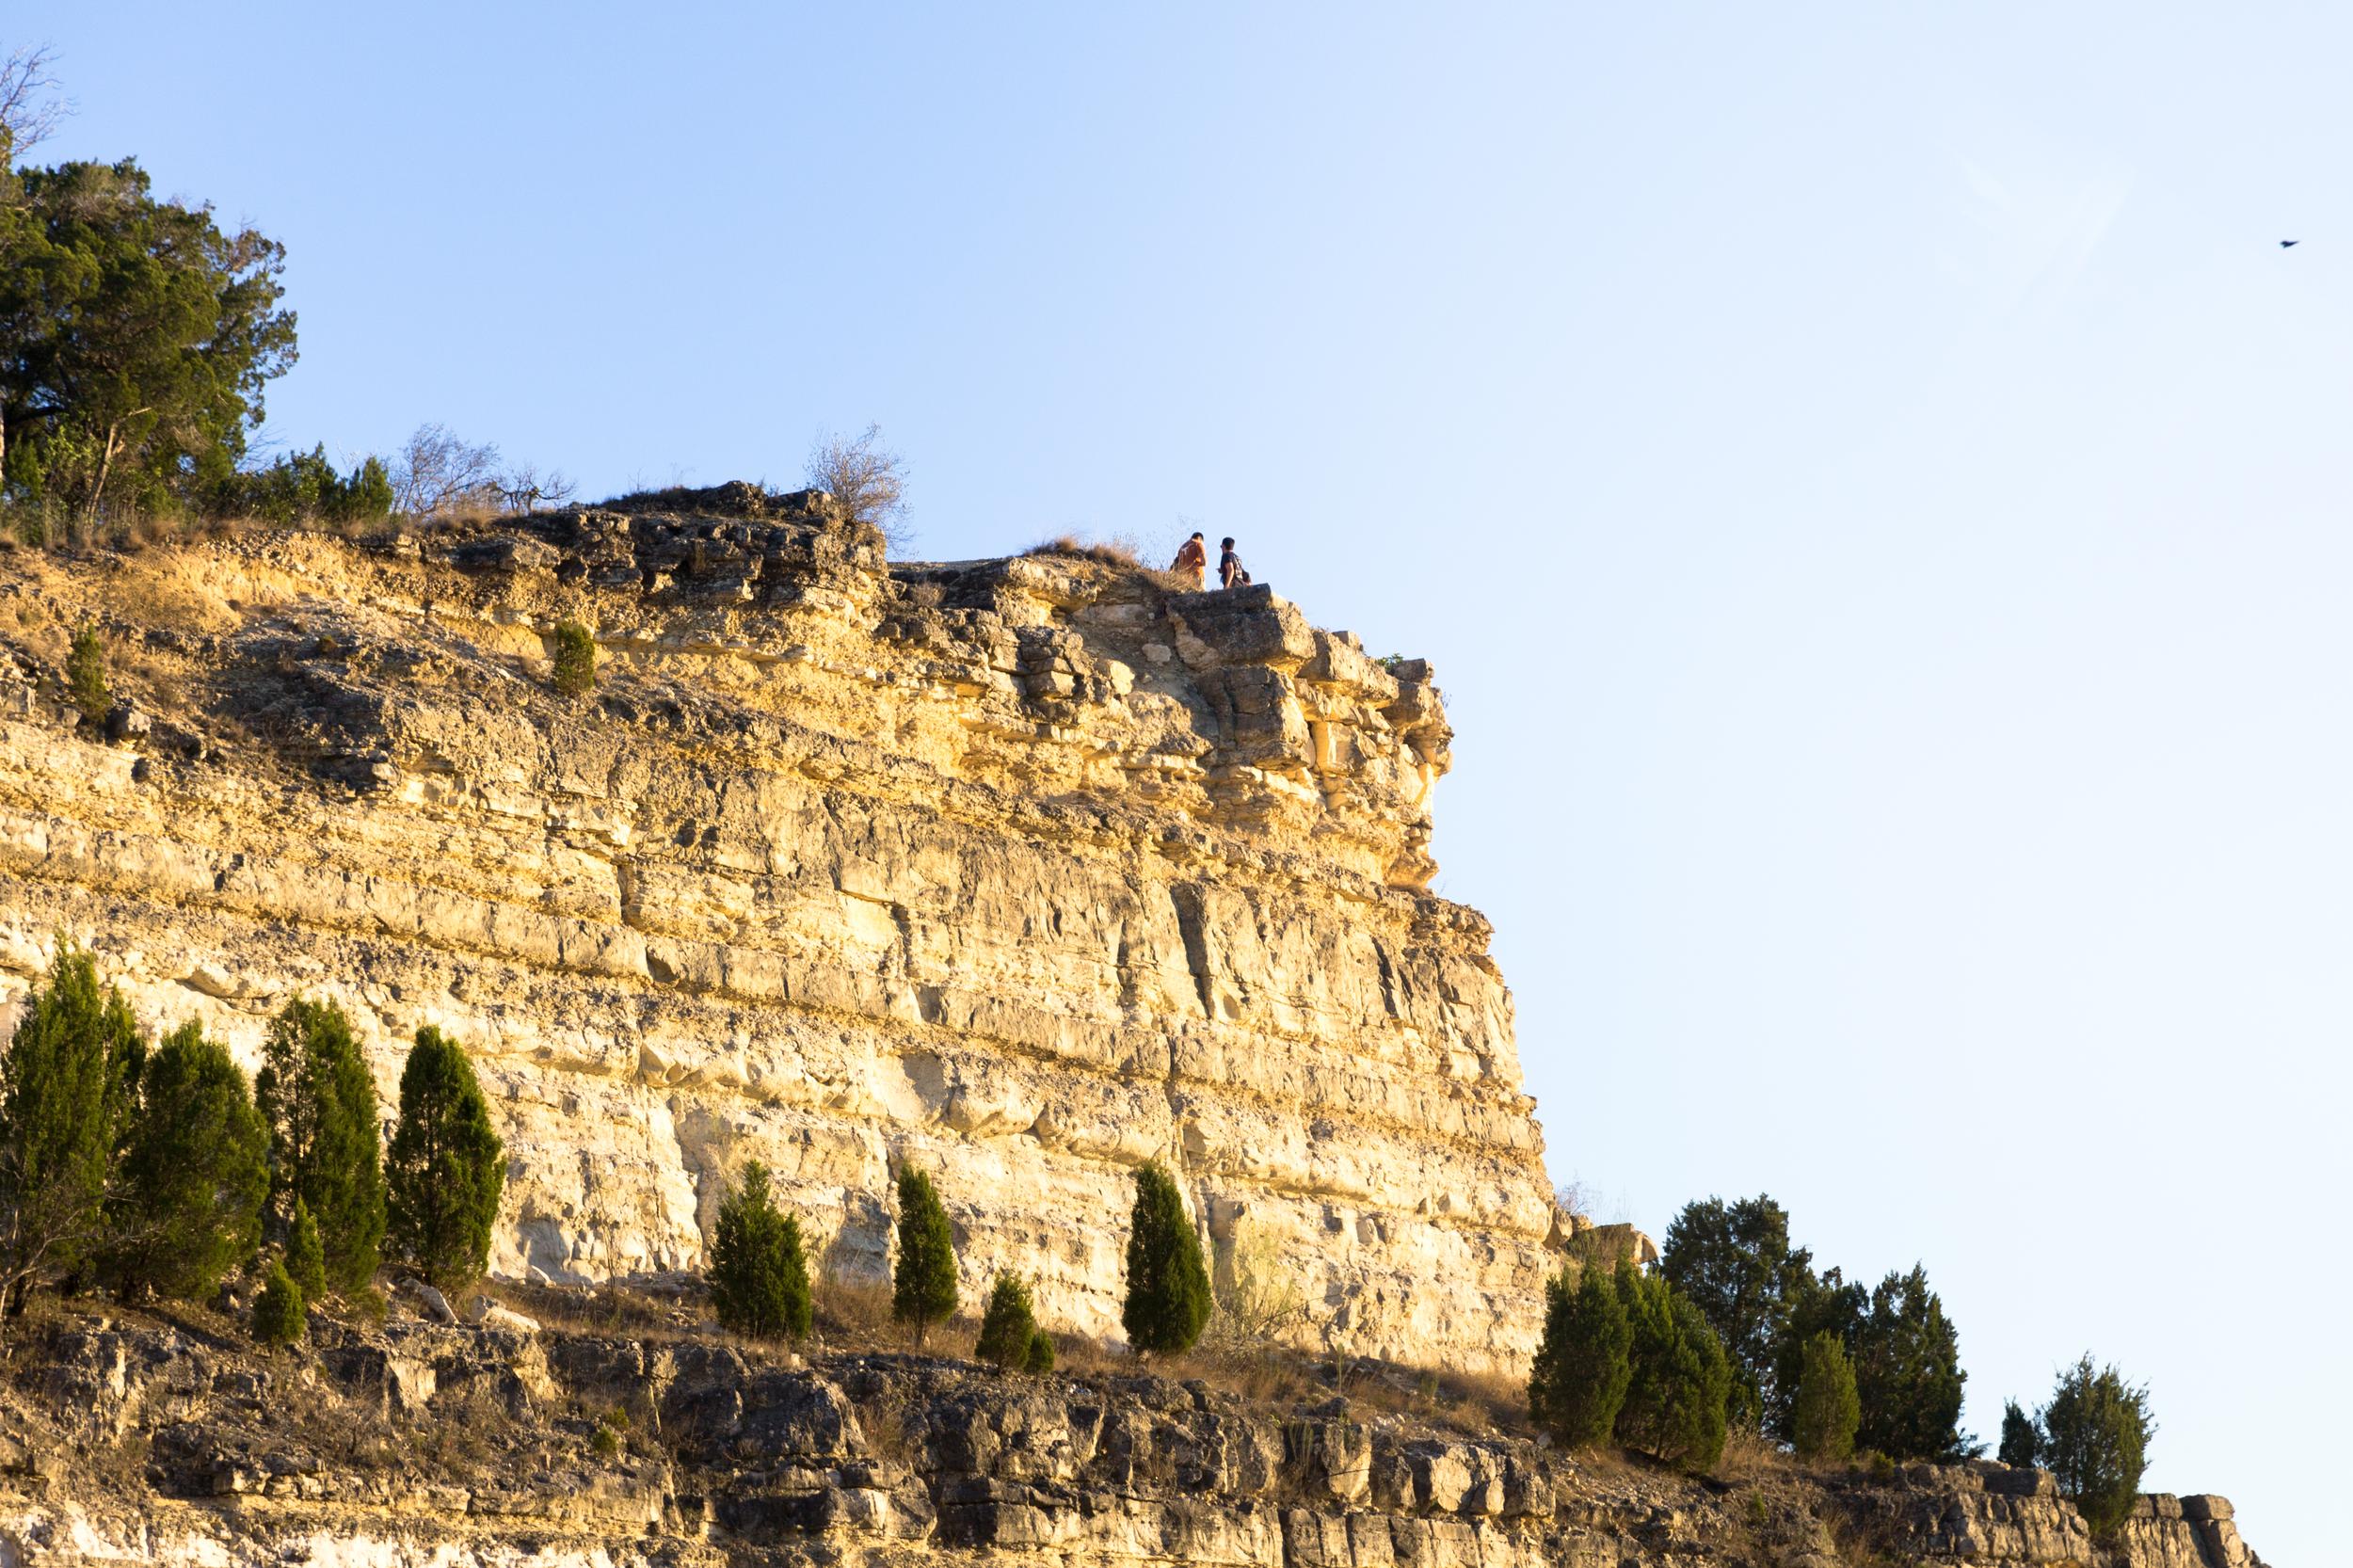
[0,488,1559,1371]
[0,1310,2270,1568]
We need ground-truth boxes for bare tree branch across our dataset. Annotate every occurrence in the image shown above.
[806,424,911,549]
[0,44,71,163]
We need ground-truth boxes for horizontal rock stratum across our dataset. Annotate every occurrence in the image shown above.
[0,486,1572,1373]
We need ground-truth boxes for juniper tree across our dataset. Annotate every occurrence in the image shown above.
[0,945,142,1313]
[1026,1328,1055,1374]
[104,1020,267,1302]
[1527,1261,1633,1448]
[1792,1331,1861,1463]
[253,1256,304,1346]
[551,620,596,696]
[975,1272,1041,1370]
[2036,1354,2153,1535]
[707,1160,810,1340]
[1614,1268,1732,1473]
[383,1026,505,1288]
[254,998,384,1296]
[1998,1400,2039,1467]
[1659,1193,1814,1431]
[1121,1160,1210,1358]
[66,625,109,727]
[1851,1266,1968,1461]
[285,1195,326,1303]
[891,1165,957,1346]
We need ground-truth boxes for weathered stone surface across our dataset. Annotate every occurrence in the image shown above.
[0,1309,2271,1568]
[0,501,1559,1375]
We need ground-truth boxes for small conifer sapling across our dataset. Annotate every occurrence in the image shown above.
[285,1196,327,1302]
[975,1272,1040,1369]
[1121,1160,1210,1358]
[1527,1261,1633,1448]
[552,620,597,697]
[708,1160,811,1339]
[1792,1331,1861,1463]
[891,1165,958,1345]
[66,624,110,728]
[254,1257,305,1346]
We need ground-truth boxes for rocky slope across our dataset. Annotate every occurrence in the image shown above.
[0,1302,2269,1568]
[0,488,1561,1373]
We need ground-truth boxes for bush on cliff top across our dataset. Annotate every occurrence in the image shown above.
[384,1027,506,1288]
[2036,1354,2153,1535]
[1527,1261,1633,1448]
[1122,1161,1210,1358]
[0,945,143,1312]
[891,1165,958,1346]
[104,1019,268,1303]
[708,1160,811,1340]
[255,998,385,1296]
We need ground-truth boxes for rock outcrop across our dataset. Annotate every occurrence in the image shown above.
[0,1306,2272,1568]
[0,488,1558,1373]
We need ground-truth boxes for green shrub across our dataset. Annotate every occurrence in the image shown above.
[66,625,110,728]
[1121,1160,1210,1358]
[1792,1331,1860,1463]
[253,1256,305,1345]
[1998,1399,2039,1467]
[105,1020,268,1302]
[2036,1354,2153,1535]
[975,1272,1040,1369]
[552,620,596,697]
[383,1026,505,1288]
[285,1195,326,1303]
[1527,1262,1633,1448]
[708,1160,811,1339]
[1614,1268,1732,1473]
[891,1165,958,1346]
[254,998,385,1296]
[0,945,143,1309]
[1026,1328,1055,1374]
[1852,1265,1967,1461]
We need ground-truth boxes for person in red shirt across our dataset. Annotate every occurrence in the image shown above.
[1170,532,1207,588]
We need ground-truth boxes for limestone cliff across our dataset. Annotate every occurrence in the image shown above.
[0,487,1559,1373]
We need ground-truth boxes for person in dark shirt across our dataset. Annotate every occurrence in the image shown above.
[1169,532,1207,587]
[1218,536,1250,590]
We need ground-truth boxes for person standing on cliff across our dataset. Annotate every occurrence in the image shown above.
[1170,532,1207,588]
[1218,536,1251,590]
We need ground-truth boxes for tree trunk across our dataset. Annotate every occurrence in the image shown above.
[87,421,119,525]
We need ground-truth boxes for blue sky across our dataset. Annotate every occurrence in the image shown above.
[18,4,2345,1556]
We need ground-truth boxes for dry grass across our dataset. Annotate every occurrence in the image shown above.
[1023,533,1144,568]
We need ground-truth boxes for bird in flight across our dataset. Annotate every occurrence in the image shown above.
[2281,240,2300,248]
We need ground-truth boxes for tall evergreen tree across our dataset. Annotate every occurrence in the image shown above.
[1852,1265,1969,1460]
[1659,1193,1814,1431]
[254,998,384,1296]
[1614,1268,1732,1473]
[2036,1355,2153,1535]
[383,1026,504,1288]
[0,944,142,1311]
[1792,1331,1861,1463]
[1998,1400,2040,1468]
[105,1020,267,1302]
[1771,1265,1867,1440]
[891,1164,958,1345]
[1121,1160,1210,1358]
[1527,1261,1634,1448]
[707,1160,810,1340]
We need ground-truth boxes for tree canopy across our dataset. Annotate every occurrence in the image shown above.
[0,154,296,517]
[1660,1193,1815,1431]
